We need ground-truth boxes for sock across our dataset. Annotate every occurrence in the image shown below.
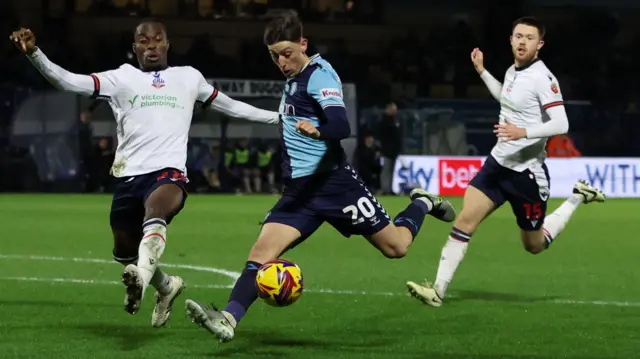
[150,267,172,295]
[434,227,471,298]
[223,261,261,326]
[137,218,167,287]
[393,198,433,240]
[542,194,582,248]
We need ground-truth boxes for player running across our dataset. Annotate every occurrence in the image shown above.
[10,20,279,326]
[406,17,606,307]
[183,10,456,343]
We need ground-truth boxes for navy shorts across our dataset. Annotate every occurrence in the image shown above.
[469,155,550,231]
[110,167,188,229]
[263,164,391,241]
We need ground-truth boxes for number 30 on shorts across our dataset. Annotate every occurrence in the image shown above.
[342,197,377,225]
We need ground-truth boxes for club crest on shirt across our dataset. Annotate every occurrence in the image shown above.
[151,72,165,89]
[550,82,559,94]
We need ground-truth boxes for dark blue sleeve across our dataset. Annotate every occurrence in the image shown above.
[315,106,351,140]
[307,69,350,140]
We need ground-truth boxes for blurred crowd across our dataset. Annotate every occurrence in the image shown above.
[1,1,640,193]
[1,1,638,109]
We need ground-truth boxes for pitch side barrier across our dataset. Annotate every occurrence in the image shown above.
[392,155,640,198]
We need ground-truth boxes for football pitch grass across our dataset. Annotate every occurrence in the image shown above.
[0,194,637,359]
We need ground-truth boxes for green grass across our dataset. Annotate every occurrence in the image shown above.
[0,194,637,359]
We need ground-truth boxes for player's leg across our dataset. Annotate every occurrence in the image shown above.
[407,157,505,306]
[121,169,187,318]
[322,165,454,257]
[143,172,188,326]
[185,196,322,343]
[365,188,456,258]
[518,180,605,254]
[110,178,148,313]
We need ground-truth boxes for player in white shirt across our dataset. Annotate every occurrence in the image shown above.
[406,17,606,307]
[10,20,279,326]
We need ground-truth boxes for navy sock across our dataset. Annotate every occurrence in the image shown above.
[224,261,261,325]
[393,199,431,240]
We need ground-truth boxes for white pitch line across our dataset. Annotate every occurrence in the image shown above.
[1,254,640,307]
[0,253,240,282]
[0,276,233,289]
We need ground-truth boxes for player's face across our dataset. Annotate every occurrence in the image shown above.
[133,22,170,71]
[267,39,309,77]
[510,24,543,64]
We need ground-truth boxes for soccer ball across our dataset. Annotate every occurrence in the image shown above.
[255,259,303,307]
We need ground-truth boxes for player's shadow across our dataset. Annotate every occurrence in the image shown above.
[207,329,390,357]
[448,290,559,303]
[77,323,170,351]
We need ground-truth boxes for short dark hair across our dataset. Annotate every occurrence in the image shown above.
[134,18,167,37]
[512,16,545,39]
[263,10,303,46]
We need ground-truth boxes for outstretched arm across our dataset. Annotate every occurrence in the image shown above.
[197,73,279,124]
[471,48,502,101]
[11,27,116,98]
[27,48,117,98]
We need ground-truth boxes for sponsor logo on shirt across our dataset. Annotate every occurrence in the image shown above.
[320,88,342,99]
[129,94,184,109]
[151,72,165,88]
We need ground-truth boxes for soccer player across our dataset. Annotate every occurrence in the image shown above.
[10,20,279,326]
[406,17,606,307]
[183,10,456,343]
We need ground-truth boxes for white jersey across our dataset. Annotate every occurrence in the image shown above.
[92,65,214,177]
[27,48,279,179]
[490,59,564,172]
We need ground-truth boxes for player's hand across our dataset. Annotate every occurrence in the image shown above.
[470,48,485,74]
[9,28,37,54]
[295,120,320,139]
[494,119,526,141]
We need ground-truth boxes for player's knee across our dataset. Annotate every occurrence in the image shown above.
[520,230,546,254]
[523,242,545,255]
[144,184,184,220]
[248,225,301,263]
[380,242,408,259]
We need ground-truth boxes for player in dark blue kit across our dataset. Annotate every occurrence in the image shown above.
[184,10,457,343]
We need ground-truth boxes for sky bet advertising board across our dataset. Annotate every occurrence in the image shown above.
[393,156,640,198]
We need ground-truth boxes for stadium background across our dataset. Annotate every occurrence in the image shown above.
[1,1,639,359]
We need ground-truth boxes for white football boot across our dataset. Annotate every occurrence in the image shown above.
[151,276,185,327]
[406,281,443,307]
[185,299,236,343]
[573,180,606,203]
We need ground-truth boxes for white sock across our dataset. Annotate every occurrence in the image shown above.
[542,194,582,247]
[150,267,172,295]
[137,218,167,287]
[434,228,471,298]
